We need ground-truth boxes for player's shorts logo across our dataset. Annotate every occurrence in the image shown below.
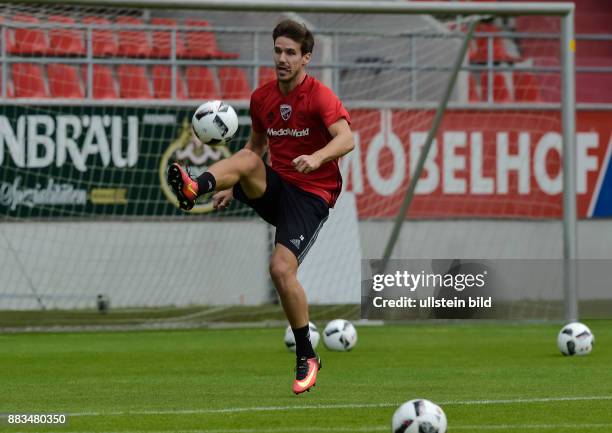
[280,104,292,121]
[159,118,231,213]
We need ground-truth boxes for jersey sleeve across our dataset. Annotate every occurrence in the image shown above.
[315,84,351,128]
[249,92,265,134]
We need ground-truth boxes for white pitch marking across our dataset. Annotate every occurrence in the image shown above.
[9,424,612,433]
[54,394,612,418]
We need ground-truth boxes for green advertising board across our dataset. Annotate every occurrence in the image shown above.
[0,106,252,218]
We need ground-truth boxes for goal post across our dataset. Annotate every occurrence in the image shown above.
[0,0,584,325]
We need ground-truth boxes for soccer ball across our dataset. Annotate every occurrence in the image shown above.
[191,100,238,146]
[284,322,320,352]
[323,319,357,351]
[557,322,594,356]
[392,399,447,433]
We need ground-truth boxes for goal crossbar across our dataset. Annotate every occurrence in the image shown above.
[17,0,574,16]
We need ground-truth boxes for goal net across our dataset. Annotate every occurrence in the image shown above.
[1,1,600,328]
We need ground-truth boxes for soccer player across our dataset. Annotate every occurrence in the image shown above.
[167,19,354,394]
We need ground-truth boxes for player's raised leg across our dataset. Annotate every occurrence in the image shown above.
[168,130,268,211]
[269,244,321,394]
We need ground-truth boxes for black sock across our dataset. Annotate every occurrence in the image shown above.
[292,325,316,359]
[196,172,216,194]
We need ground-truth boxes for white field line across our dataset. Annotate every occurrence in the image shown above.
[8,423,612,433]
[18,394,609,418]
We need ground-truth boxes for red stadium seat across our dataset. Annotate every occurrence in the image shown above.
[150,18,186,58]
[82,65,118,99]
[258,66,276,87]
[48,64,84,98]
[12,63,49,98]
[152,65,186,99]
[513,71,542,102]
[116,16,151,57]
[468,73,480,102]
[82,16,118,57]
[48,15,86,56]
[218,67,251,100]
[182,20,239,59]
[185,66,221,99]
[8,14,49,55]
[7,85,14,98]
[117,65,152,98]
[480,72,511,103]
[470,23,517,64]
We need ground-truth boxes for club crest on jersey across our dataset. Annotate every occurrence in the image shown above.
[280,104,292,121]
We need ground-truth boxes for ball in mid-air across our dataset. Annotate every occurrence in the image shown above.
[191,100,238,146]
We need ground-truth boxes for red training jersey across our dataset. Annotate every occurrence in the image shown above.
[250,74,351,207]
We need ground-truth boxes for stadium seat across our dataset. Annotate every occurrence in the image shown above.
[48,64,84,98]
[150,18,186,58]
[470,23,517,64]
[182,20,239,59]
[116,16,151,57]
[152,65,186,99]
[82,64,118,99]
[82,16,118,57]
[218,67,251,100]
[185,66,221,99]
[513,71,542,102]
[48,15,86,56]
[117,65,152,98]
[468,73,480,102]
[8,14,49,55]
[258,67,276,87]
[480,72,511,103]
[6,84,14,98]
[12,63,49,98]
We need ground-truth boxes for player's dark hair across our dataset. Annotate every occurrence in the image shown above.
[272,19,314,56]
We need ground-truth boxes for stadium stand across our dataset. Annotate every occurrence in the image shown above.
[469,22,517,64]
[83,64,118,99]
[152,65,187,99]
[0,4,609,102]
[8,14,48,55]
[185,66,221,100]
[218,66,251,100]
[258,66,276,87]
[48,15,86,56]
[116,16,152,57]
[480,71,512,103]
[468,73,480,103]
[117,65,152,98]
[513,71,542,103]
[82,16,118,57]
[182,19,240,60]
[12,63,48,98]
[47,64,84,98]
[150,18,186,58]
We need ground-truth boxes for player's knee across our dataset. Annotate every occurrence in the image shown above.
[235,148,261,175]
[269,255,296,285]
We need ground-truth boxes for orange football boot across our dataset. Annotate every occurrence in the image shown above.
[293,355,322,395]
[167,163,199,211]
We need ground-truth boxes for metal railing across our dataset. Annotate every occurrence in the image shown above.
[1,16,609,108]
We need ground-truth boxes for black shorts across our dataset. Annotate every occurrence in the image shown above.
[233,164,329,264]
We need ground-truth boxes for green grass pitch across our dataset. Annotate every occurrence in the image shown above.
[1,321,612,433]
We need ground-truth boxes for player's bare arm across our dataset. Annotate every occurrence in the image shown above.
[292,118,354,174]
[244,129,269,157]
[213,130,268,210]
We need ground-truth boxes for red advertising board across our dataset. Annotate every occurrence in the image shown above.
[343,110,611,219]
